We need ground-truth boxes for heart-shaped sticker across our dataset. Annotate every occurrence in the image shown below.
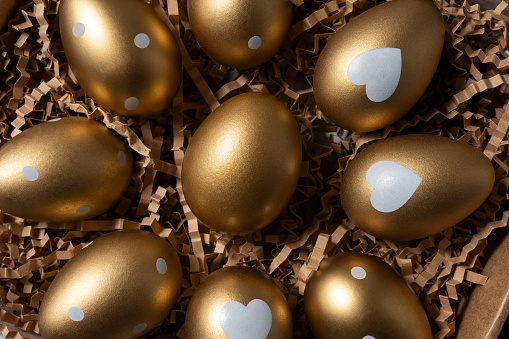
[366,161,422,213]
[347,47,402,102]
[219,299,272,339]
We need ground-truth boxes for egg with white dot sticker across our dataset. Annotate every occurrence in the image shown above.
[0,117,133,222]
[59,0,182,117]
[39,230,183,339]
[304,253,432,339]
[188,0,292,69]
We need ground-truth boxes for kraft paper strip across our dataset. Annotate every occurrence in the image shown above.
[0,0,508,338]
[0,323,32,339]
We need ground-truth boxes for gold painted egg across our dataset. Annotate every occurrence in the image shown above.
[59,0,182,118]
[304,252,432,339]
[0,117,133,222]
[184,266,292,339]
[39,230,183,339]
[313,0,445,132]
[188,0,292,69]
[181,92,302,235]
[341,134,495,241]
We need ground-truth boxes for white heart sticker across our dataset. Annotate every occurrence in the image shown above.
[347,48,402,102]
[220,299,272,339]
[366,161,422,213]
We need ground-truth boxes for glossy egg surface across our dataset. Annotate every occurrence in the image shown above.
[341,134,495,241]
[59,0,182,117]
[304,252,432,339]
[314,0,445,132]
[188,0,292,69]
[39,230,183,339]
[181,92,302,235]
[0,117,133,222]
[184,266,292,339]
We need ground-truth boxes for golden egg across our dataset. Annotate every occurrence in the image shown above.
[341,134,495,241]
[184,266,292,339]
[0,117,133,222]
[181,92,302,235]
[188,0,292,69]
[313,0,445,132]
[305,252,432,339]
[39,230,183,339]
[59,0,182,118]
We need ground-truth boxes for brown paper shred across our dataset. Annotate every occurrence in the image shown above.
[484,101,509,160]
[0,323,32,339]
[152,1,220,111]
[0,0,507,338]
[436,295,455,339]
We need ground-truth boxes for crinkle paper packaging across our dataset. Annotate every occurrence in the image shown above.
[0,0,509,338]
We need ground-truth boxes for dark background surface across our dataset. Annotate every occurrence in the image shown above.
[500,321,509,338]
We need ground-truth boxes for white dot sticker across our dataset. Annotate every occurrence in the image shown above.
[72,23,85,37]
[363,336,376,339]
[133,323,147,334]
[156,258,167,274]
[22,166,39,181]
[68,307,85,321]
[124,97,139,111]
[83,241,93,249]
[248,36,262,50]
[49,118,61,122]
[76,205,91,215]
[117,151,126,167]
[351,266,367,280]
[134,33,150,48]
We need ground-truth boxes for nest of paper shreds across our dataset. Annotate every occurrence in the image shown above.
[0,0,508,338]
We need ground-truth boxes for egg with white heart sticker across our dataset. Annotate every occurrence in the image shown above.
[183,266,292,339]
[341,134,495,241]
[304,252,433,339]
[313,0,445,132]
